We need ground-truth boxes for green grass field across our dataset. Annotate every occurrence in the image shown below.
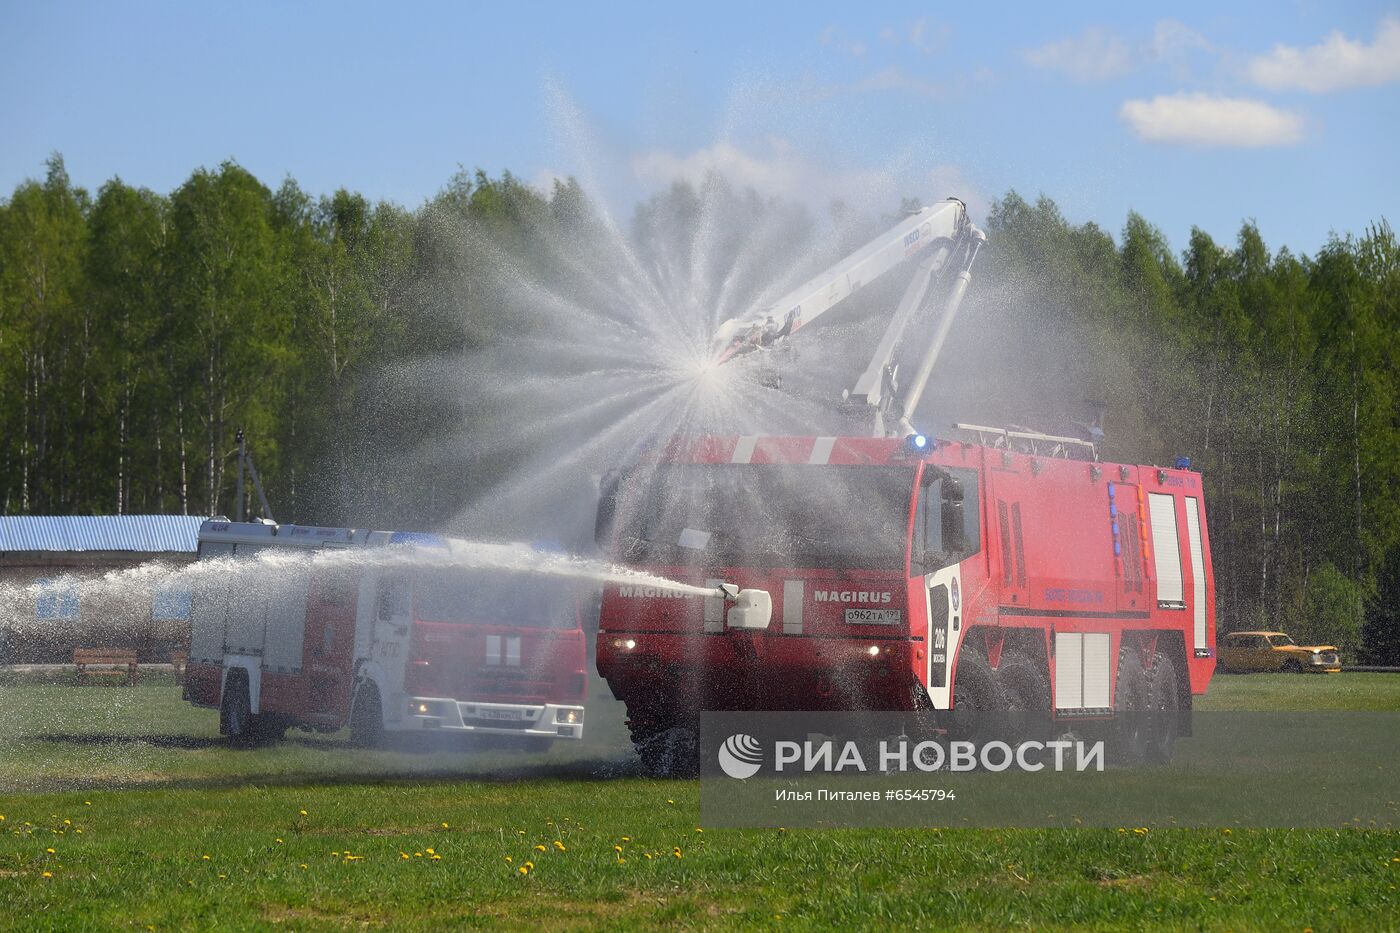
[2,672,1398,929]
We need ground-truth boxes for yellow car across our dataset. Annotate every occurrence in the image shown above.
[1218,631,1341,673]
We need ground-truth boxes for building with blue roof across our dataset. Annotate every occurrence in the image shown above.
[0,515,205,663]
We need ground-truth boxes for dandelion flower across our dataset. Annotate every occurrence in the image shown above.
[218,874,226,879]
[75,829,82,835]
[46,848,55,854]
[431,854,441,862]
[518,866,529,875]
[614,845,623,853]
[553,841,566,851]
[644,853,653,860]
[299,864,308,870]
[673,847,682,858]
[426,848,435,856]
[695,827,703,833]
[401,852,410,860]
[201,855,210,861]
[84,802,91,807]
[275,838,284,845]
[414,852,423,858]
[666,799,675,805]
[299,810,308,816]
[63,820,71,826]
[441,822,450,829]
[534,844,546,852]
[42,871,52,878]
[621,836,631,842]
[504,856,512,863]
[525,861,534,870]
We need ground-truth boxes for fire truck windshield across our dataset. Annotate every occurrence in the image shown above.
[618,464,916,569]
[412,571,575,628]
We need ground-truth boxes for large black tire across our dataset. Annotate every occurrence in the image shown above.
[1144,653,1180,765]
[634,724,699,778]
[1113,648,1149,767]
[219,671,252,742]
[950,648,1006,744]
[994,649,1052,741]
[349,682,385,748]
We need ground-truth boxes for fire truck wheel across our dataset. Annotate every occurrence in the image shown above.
[994,650,1052,740]
[219,671,252,741]
[1144,653,1180,765]
[349,683,384,748]
[635,725,699,778]
[1113,648,1149,766]
[949,650,1006,743]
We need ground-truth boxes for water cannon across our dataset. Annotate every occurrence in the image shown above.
[717,583,773,631]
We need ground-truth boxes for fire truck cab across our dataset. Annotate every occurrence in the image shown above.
[596,434,1215,774]
[183,520,587,747]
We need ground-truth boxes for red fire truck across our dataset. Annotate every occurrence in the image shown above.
[594,200,1216,774]
[183,521,587,747]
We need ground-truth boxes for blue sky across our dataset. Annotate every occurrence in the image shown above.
[2,1,1396,256]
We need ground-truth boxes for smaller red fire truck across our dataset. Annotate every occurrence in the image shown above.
[183,521,587,747]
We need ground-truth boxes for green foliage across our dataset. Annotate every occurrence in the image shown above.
[1295,561,1364,655]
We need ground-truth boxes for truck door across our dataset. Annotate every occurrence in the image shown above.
[371,573,413,723]
[303,567,358,724]
[913,466,976,710]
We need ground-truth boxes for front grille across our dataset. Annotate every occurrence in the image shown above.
[463,716,534,730]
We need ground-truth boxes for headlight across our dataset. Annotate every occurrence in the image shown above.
[867,645,882,657]
[611,638,637,651]
[556,708,583,724]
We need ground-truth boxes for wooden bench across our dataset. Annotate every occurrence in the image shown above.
[73,648,140,686]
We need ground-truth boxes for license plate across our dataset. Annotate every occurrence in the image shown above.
[845,608,902,624]
[476,707,523,721]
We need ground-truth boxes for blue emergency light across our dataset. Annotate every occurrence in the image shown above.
[905,433,929,454]
[1174,456,1192,470]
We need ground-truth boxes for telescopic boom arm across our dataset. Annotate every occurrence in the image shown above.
[709,199,984,437]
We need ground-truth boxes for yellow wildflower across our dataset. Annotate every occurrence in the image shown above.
[518,865,529,875]
[553,840,566,851]
[299,864,308,870]
[275,838,284,845]
[525,861,534,870]
[426,848,436,855]
[298,810,307,816]
[673,847,683,858]
[42,871,52,878]
[504,856,512,863]
[63,820,71,826]
[401,852,410,860]
[431,854,441,862]
[45,848,55,854]
[614,845,623,853]
[441,822,449,829]
[201,855,210,861]
[695,827,704,833]
[534,844,546,852]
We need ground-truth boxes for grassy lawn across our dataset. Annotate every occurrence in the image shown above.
[1,672,1398,929]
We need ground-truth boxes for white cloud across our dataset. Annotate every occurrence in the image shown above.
[1024,20,1213,82]
[1247,17,1400,92]
[1022,27,1134,81]
[1148,19,1212,61]
[852,66,947,98]
[1119,93,1303,147]
[819,25,867,58]
[909,18,951,56]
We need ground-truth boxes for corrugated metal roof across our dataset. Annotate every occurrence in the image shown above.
[0,515,205,553]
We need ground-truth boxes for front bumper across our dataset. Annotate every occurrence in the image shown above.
[1307,654,1341,672]
[398,697,585,739]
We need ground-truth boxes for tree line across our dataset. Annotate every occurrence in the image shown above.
[0,155,1396,660]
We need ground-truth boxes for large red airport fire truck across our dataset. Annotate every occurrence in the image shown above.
[183,521,587,747]
[595,199,1216,775]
